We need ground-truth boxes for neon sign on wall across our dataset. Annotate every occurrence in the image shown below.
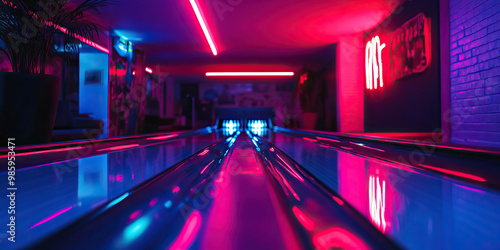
[365,36,386,90]
[390,13,430,80]
[365,13,430,90]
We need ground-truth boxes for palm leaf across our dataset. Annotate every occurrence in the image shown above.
[0,0,117,74]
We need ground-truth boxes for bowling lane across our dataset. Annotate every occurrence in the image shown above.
[200,134,304,250]
[265,131,500,249]
[35,132,392,249]
[29,132,304,250]
[0,132,223,249]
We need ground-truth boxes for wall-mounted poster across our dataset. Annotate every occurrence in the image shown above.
[85,70,102,85]
[390,13,431,81]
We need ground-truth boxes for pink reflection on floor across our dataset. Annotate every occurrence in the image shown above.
[30,206,73,229]
[201,137,301,250]
[313,227,369,250]
[292,206,315,231]
[168,210,202,250]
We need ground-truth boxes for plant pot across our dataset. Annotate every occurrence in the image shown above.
[302,112,318,130]
[0,72,61,145]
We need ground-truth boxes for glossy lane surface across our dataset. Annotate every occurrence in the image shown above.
[268,131,500,249]
[0,133,222,248]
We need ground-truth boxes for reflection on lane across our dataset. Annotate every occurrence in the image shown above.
[270,133,500,249]
[0,134,219,248]
[30,131,240,249]
[201,135,302,250]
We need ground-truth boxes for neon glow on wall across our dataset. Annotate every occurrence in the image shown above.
[365,36,385,90]
[369,175,386,232]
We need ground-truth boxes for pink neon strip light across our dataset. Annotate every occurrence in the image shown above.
[145,67,153,74]
[97,144,140,152]
[206,72,294,76]
[147,134,178,140]
[30,206,73,229]
[0,146,84,158]
[189,0,218,56]
[55,26,109,54]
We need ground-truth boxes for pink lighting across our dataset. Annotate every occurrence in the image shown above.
[275,169,301,201]
[145,67,153,74]
[149,198,159,207]
[349,142,386,152]
[313,227,369,250]
[129,210,142,221]
[299,73,308,84]
[53,26,109,54]
[303,137,318,143]
[147,134,178,140]
[340,146,353,151]
[168,210,202,250]
[419,165,486,182]
[198,149,210,156]
[206,72,294,77]
[97,144,140,152]
[455,184,486,193]
[292,207,315,231]
[0,146,84,158]
[369,175,387,232]
[200,160,215,174]
[116,174,124,182]
[30,206,73,229]
[316,137,341,143]
[332,196,344,205]
[189,0,218,56]
[365,35,385,90]
[172,186,181,193]
[276,154,304,182]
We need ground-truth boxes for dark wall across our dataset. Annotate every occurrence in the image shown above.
[364,0,441,132]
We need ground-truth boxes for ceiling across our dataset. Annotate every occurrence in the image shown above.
[94,0,405,75]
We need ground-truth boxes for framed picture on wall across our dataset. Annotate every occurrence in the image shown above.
[85,70,102,85]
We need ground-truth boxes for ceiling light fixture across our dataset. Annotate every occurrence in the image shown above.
[189,0,218,56]
[206,72,295,77]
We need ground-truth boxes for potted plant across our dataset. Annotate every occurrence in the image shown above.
[0,0,115,145]
[294,68,321,130]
